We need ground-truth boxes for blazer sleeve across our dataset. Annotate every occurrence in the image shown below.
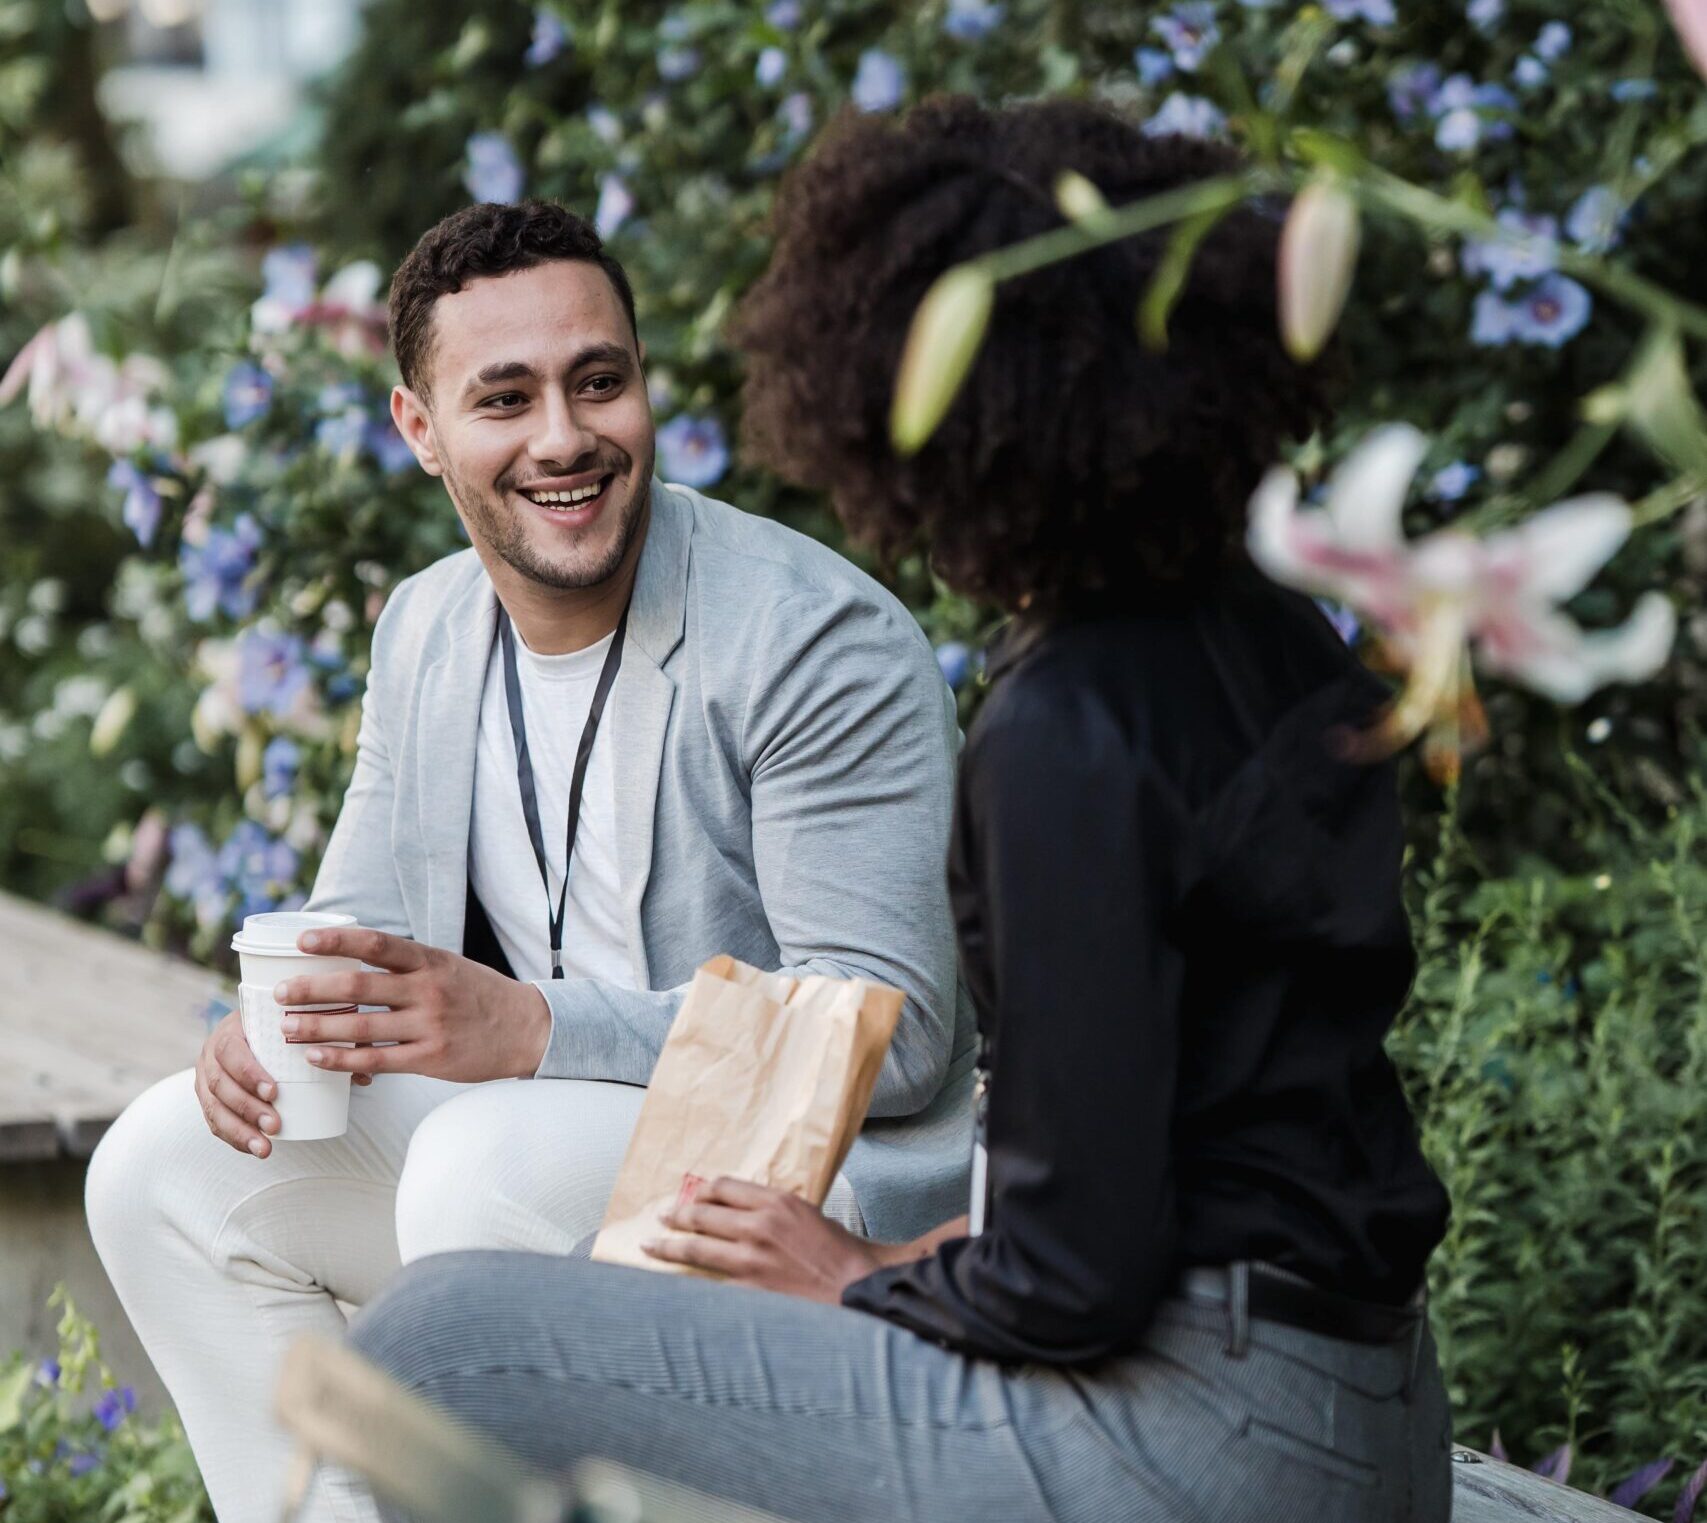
[304,599,413,938]
[533,588,962,1118]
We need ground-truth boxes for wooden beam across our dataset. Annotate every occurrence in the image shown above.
[1452,1449,1642,1521]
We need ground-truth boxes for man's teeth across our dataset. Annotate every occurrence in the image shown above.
[524,480,604,506]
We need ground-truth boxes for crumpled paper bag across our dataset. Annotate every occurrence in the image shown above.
[591,955,903,1274]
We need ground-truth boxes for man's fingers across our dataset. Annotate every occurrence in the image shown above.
[641,1234,750,1276]
[665,1202,759,1242]
[274,971,403,1012]
[699,1177,789,1210]
[295,927,426,973]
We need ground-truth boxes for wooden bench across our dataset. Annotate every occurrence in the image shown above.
[0,889,221,1407]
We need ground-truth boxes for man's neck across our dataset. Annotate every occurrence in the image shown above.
[490,507,649,656]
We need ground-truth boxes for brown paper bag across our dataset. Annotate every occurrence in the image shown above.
[591,955,903,1274]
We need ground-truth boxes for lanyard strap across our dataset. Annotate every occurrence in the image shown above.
[496,602,629,979]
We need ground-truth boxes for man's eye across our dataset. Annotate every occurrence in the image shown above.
[482,393,526,409]
[584,374,622,396]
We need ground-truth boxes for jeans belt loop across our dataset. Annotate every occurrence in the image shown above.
[1226,1261,1251,1359]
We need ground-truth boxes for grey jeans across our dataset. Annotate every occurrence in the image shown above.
[348,1254,1452,1523]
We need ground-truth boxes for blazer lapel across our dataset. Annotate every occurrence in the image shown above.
[607,482,693,989]
[418,574,499,950]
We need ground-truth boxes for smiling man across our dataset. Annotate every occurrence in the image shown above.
[85,201,975,1523]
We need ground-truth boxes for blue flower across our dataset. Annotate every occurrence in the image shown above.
[1136,47,1176,86]
[1325,0,1395,23]
[1388,61,1441,122]
[315,407,368,458]
[1428,461,1481,501]
[237,629,312,717]
[656,413,730,488]
[166,823,220,902]
[261,244,316,309]
[316,381,363,414]
[594,175,634,240]
[525,9,567,67]
[778,92,814,144]
[180,514,264,623]
[1565,185,1626,253]
[93,1386,136,1433]
[944,0,1004,40]
[851,49,905,112]
[108,459,162,548]
[1461,209,1558,290]
[464,131,524,204]
[765,0,800,26]
[755,46,788,87]
[657,44,700,80]
[218,820,299,918]
[65,1449,100,1477]
[36,1358,60,1387]
[1467,0,1504,31]
[262,736,301,800]
[221,361,273,430]
[1315,599,1361,645]
[935,641,976,690]
[1428,73,1515,149]
[1508,273,1592,346]
[1143,92,1226,139]
[1535,21,1571,59]
[1609,77,1658,101]
[587,105,622,145]
[1471,289,1517,346]
[1513,55,1548,89]
[365,411,417,474]
[1152,3,1219,71]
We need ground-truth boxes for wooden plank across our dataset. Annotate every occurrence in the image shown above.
[0,892,222,1158]
[1452,1450,1641,1521]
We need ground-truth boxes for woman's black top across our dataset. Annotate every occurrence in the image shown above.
[841,565,1450,1365]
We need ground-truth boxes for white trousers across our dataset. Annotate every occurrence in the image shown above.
[84,1069,864,1523]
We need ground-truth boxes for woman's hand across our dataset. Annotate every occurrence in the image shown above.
[643,1178,893,1302]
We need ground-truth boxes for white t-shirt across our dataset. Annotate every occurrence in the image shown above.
[467,628,636,989]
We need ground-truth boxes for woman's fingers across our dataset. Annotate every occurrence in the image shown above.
[196,1059,272,1158]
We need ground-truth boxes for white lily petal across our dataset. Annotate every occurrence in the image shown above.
[1494,494,1632,603]
[322,261,382,310]
[1325,423,1428,552]
[1484,592,1675,702]
[1246,465,1305,583]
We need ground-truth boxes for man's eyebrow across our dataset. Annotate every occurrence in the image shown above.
[459,344,636,401]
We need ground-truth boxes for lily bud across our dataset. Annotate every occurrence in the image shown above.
[1278,177,1362,362]
[89,686,136,758]
[236,725,265,793]
[1664,0,1707,81]
[890,264,994,455]
[1055,171,1110,226]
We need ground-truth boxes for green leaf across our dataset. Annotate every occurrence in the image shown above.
[0,1359,34,1433]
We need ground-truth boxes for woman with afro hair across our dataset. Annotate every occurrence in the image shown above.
[349,97,1453,1523]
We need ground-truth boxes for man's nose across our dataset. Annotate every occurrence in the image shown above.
[529,391,597,469]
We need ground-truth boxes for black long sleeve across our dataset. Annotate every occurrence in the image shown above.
[843,568,1449,1364]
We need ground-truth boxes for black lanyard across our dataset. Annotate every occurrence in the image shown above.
[496,602,628,979]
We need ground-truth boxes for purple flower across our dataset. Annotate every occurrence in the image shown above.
[657,44,700,80]
[1508,273,1592,346]
[755,46,787,87]
[1136,47,1176,86]
[1325,0,1395,23]
[851,49,905,112]
[218,820,299,918]
[108,459,162,548]
[1461,210,1558,290]
[464,132,524,204]
[936,641,974,690]
[222,361,273,430]
[237,628,312,716]
[1565,185,1625,252]
[1609,77,1658,101]
[261,244,317,310]
[587,105,622,144]
[1315,599,1361,645]
[166,823,221,903]
[365,410,416,473]
[1428,461,1480,501]
[93,1386,137,1433]
[1143,92,1226,139]
[1428,74,1516,150]
[944,0,1004,40]
[1513,55,1548,88]
[36,1358,61,1386]
[778,92,814,143]
[656,413,730,488]
[180,514,264,623]
[262,735,300,800]
[65,1449,101,1476]
[525,9,567,67]
[594,175,634,240]
[1471,289,1518,346]
[1467,0,1504,32]
[766,0,800,26]
[1388,61,1441,122]
[1535,21,1571,59]
[1152,3,1219,71]
[316,407,368,457]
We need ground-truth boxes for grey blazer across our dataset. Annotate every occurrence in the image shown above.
[306,481,976,1241]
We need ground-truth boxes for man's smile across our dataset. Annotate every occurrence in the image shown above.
[514,470,617,521]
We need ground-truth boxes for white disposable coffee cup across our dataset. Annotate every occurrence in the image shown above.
[230,911,362,1141]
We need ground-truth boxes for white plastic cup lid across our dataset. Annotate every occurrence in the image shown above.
[231,911,357,956]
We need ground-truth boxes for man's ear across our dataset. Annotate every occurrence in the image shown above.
[391,384,443,478]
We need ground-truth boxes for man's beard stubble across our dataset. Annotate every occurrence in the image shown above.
[442,454,651,592]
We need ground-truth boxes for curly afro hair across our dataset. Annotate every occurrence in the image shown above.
[731,97,1337,611]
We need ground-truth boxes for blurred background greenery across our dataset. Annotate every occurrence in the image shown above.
[4,0,1707,1515]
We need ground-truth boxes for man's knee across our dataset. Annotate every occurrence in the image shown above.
[85,1068,205,1272]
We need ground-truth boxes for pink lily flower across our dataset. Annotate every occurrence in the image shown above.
[1248,424,1676,780]
[0,314,175,451]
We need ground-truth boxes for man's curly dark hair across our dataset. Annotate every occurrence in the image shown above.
[731,96,1336,610]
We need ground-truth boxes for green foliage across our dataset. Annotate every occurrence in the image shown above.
[0,1288,211,1522]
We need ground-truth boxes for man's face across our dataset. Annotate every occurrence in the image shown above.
[393,260,653,591]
